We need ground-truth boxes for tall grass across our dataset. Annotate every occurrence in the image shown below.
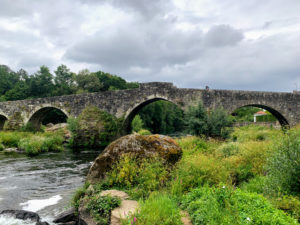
[182,186,298,225]
[126,192,182,225]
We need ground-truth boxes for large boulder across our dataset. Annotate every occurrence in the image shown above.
[87,134,182,182]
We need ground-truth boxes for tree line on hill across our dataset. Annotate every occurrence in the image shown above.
[0,64,138,101]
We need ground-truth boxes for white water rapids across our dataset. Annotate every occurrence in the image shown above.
[0,150,100,225]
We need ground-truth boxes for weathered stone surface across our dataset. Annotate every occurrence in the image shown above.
[3,147,22,153]
[100,190,129,200]
[180,210,193,225]
[110,200,139,225]
[78,198,97,225]
[87,134,182,182]
[53,208,77,223]
[0,82,297,131]
[36,222,50,225]
[45,123,67,132]
[0,209,40,222]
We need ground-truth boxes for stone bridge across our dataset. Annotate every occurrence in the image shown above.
[0,82,299,131]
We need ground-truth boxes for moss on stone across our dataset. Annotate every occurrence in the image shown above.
[4,112,24,130]
[87,134,182,183]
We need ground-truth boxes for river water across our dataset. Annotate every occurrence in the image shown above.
[0,149,100,225]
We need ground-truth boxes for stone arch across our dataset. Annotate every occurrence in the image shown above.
[27,106,69,130]
[123,96,178,133]
[231,104,289,128]
[0,114,8,130]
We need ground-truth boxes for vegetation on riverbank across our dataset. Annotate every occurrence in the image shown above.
[73,125,300,224]
[0,130,65,156]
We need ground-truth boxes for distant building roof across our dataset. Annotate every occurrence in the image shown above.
[254,111,267,116]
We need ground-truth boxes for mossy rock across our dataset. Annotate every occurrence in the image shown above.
[87,134,182,183]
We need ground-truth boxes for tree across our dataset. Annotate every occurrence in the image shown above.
[75,69,103,93]
[29,66,55,98]
[185,101,232,138]
[185,102,208,136]
[54,64,76,95]
[132,115,144,132]
[137,100,185,134]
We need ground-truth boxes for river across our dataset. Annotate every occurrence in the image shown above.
[0,149,100,225]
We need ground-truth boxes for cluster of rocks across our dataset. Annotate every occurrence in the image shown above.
[0,210,49,225]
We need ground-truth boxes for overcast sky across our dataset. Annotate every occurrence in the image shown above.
[0,0,300,92]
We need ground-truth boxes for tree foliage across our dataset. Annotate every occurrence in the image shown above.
[185,101,233,138]
[0,64,139,101]
[137,100,185,135]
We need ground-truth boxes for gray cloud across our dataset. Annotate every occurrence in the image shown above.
[204,25,244,47]
[0,0,300,92]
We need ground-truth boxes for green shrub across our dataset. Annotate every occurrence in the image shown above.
[0,131,28,147]
[138,129,152,135]
[240,176,266,194]
[71,182,90,209]
[256,132,266,141]
[132,115,144,132]
[20,122,36,132]
[106,154,169,199]
[182,186,297,225]
[41,134,64,152]
[265,131,300,196]
[127,192,182,225]
[87,195,121,224]
[18,134,64,155]
[0,142,4,151]
[18,136,45,155]
[68,106,122,148]
[217,142,239,157]
[184,101,232,139]
[271,195,300,221]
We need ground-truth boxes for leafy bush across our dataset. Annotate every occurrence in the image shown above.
[217,142,239,157]
[256,132,266,141]
[137,129,151,135]
[271,195,300,221]
[68,106,122,148]
[131,115,144,132]
[20,122,36,132]
[0,131,29,147]
[18,133,64,155]
[182,186,297,225]
[266,131,300,196]
[184,101,232,139]
[106,154,169,199]
[0,142,4,151]
[127,192,182,225]
[87,195,121,224]
[240,176,266,194]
